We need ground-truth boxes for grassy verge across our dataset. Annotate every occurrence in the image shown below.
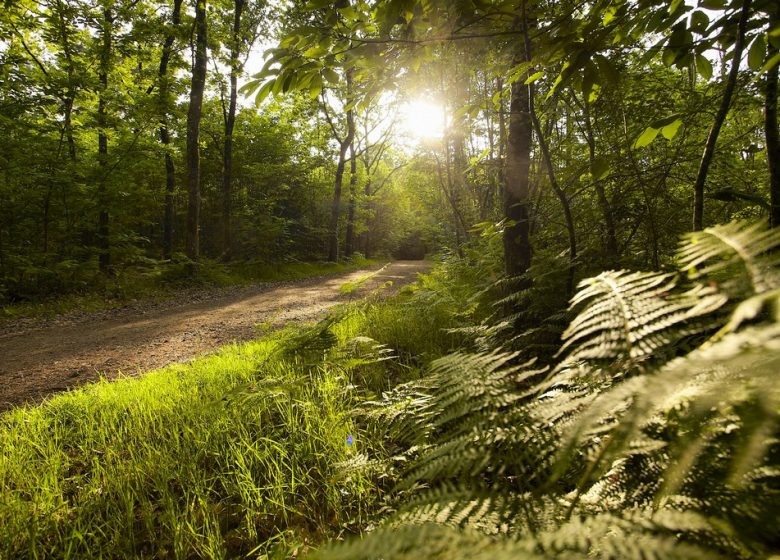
[0,257,382,325]
[0,326,371,559]
[0,261,477,558]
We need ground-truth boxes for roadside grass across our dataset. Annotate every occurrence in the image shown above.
[0,324,377,559]
[338,264,389,295]
[0,256,381,324]
[0,261,476,559]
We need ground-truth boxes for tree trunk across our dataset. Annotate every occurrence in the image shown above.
[222,0,244,258]
[186,0,208,265]
[766,12,780,228]
[530,96,576,295]
[360,177,372,257]
[158,0,183,260]
[692,0,752,231]
[327,73,355,262]
[97,7,112,274]
[345,140,357,258]
[503,15,533,277]
[54,0,77,160]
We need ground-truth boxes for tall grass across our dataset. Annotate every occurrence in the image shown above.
[0,328,373,559]
[0,259,483,558]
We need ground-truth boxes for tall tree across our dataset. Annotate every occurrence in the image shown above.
[156,0,183,260]
[692,0,753,230]
[503,11,533,277]
[96,3,113,273]
[186,0,208,264]
[324,73,356,262]
[220,0,245,258]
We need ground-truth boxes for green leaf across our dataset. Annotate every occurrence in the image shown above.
[304,0,331,9]
[595,55,620,86]
[322,68,340,84]
[590,157,610,180]
[699,0,724,9]
[661,118,683,140]
[603,5,618,26]
[696,54,712,81]
[524,71,544,85]
[254,80,274,106]
[308,74,323,99]
[238,79,260,97]
[581,60,600,101]
[634,126,660,148]
[690,10,709,34]
[748,35,766,71]
[662,47,678,67]
[650,113,685,128]
[757,52,780,76]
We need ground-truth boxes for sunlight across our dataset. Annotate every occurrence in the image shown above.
[401,99,445,141]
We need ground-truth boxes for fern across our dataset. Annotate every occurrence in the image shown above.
[322,221,780,560]
[557,271,726,370]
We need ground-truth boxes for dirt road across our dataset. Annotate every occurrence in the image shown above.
[0,261,430,410]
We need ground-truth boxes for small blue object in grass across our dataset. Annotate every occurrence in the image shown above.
[346,435,354,447]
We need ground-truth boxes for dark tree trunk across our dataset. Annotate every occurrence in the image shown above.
[222,0,244,258]
[692,0,752,231]
[97,7,112,274]
[186,0,208,264]
[503,14,533,277]
[345,140,357,258]
[158,0,183,260]
[327,73,355,262]
[766,12,780,227]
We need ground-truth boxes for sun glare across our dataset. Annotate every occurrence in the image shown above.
[401,100,445,141]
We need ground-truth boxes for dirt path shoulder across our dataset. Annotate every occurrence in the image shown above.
[0,261,431,410]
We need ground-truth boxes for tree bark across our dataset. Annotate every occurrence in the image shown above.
[158,0,183,260]
[345,139,357,257]
[692,0,752,231]
[503,14,533,277]
[186,0,208,265]
[97,7,112,274]
[766,12,780,228]
[222,0,244,258]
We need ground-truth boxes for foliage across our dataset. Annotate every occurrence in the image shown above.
[322,220,780,559]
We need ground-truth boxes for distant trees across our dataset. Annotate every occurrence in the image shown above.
[253,0,777,280]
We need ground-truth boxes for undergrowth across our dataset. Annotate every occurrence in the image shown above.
[0,257,482,559]
[7,221,777,559]
[0,256,379,323]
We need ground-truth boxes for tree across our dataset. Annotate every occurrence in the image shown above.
[186,0,208,264]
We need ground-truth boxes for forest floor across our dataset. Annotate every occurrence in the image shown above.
[0,260,430,411]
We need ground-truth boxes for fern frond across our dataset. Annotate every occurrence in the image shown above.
[557,271,726,369]
[678,220,780,294]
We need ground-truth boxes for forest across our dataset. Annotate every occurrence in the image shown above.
[1,0,779,557]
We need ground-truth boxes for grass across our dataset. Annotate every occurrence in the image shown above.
[338,264,389,295]
[0,260,480,558]
[0,322,380,559]
[1,257,382,325]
